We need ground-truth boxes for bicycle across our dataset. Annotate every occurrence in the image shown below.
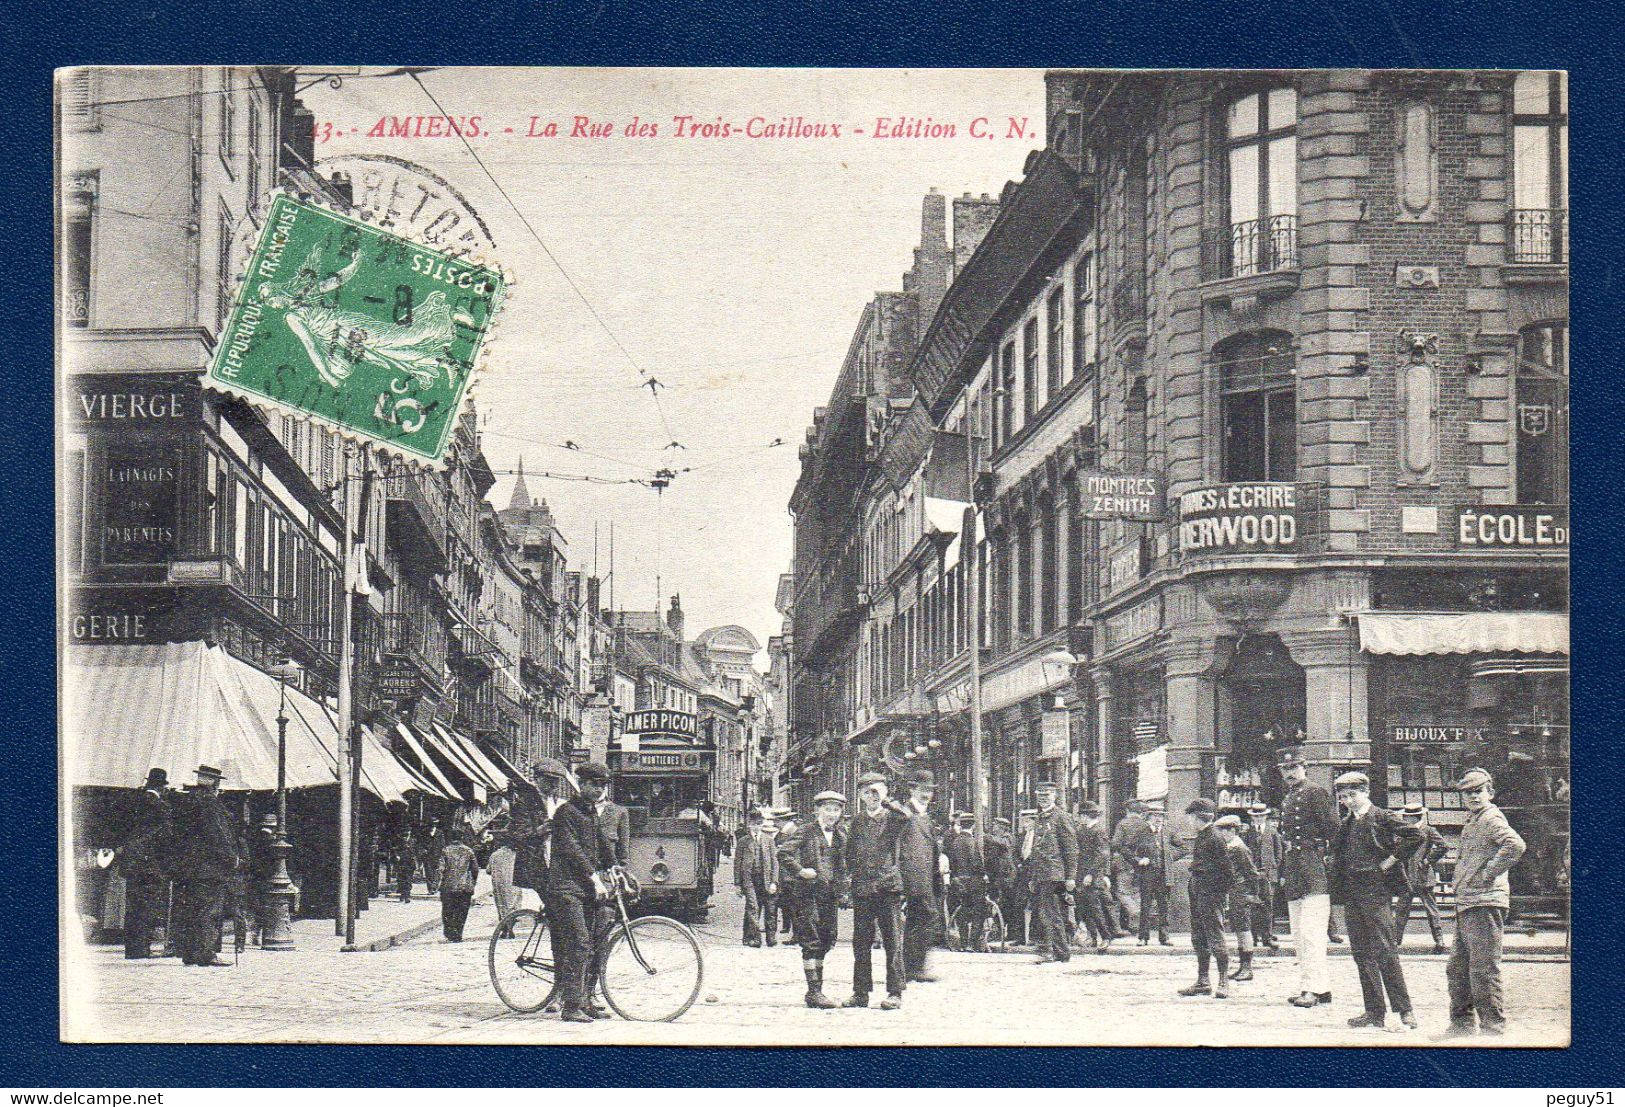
[488,867,706,1022]
[947,895,1007,954]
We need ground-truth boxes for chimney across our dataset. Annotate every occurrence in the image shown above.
[912,188,951,324]
[952,192,1001,277]
[667,593,685,640]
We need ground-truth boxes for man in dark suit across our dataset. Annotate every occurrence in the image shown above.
[1110,799,1149,935]
[897,769,947,983]
[1331,771,1424,1030]
[944,812,988,951]
[1021,781,1077,964]
[1126,802,1173,946]
[1178,803,1241,999]
[842,771,907,1010]
[778,790,848,1009]
[117,768,172,959]
[735,807,780,946]
[1243,802,1284,948]
[1392,801,1449,954]
[986,816,1023,945]
[169,764,243,967]
[1072,800,1114,951]
[546,761,618,1023]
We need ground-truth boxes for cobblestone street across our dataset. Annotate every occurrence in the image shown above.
[65,882,1569,1047]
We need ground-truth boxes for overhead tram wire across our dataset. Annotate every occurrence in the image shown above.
[406,70,678,444]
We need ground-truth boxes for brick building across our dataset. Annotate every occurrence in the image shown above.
[786,69,1568,923]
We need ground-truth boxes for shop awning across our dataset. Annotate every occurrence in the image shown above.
[431,722,510,792]
[1356,612,1570,656]
[476,738,538,795]
[394,722,475,802]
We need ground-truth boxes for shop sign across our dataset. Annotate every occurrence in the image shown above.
[1456,506,1568,549]
[100,446,181,565]
[568,745,591,765]
[378,661,419,700]
[1107,539,1144,596]
[1079,469,1166,521]
[72,377,194,423]
[1040,709,1069,760]
[1179,483,1298,555]
[69,591,183,643]
[1391,725,1486,745]
[1102,595,1162,653]
[624,708,698,740]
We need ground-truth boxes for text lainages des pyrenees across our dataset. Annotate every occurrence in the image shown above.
[315,114,1038,143]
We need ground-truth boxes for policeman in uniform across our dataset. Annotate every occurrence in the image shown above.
[1392,801,1450,954]
[945,811,988,951]
[1021,782,1077,964]
[1277,746,1341,1007]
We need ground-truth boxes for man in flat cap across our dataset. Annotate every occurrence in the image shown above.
[842,771,907,1009]
[735,806,780,947]
[1072,800,1115,951]
[546,760,617,1022]
[1178,799,1237,998]
[1222,812,1266,982]
[778,791,848,1008]
[169,764,243,967]
[1440,768,1526,1038]
[945,811,988,951]
[117,768,173,959]
[1243,803,1284,950]
[1392,802,1450,955]
[1277,747,1341,1007]
[1330,770,1425,1029]
[897,769,948,983]
[1021,781,1078,964]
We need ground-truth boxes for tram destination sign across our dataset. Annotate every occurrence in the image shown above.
[623,708,699,740]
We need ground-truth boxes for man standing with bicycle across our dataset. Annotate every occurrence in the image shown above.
[945,811,989,952]
[546,760,617,1023]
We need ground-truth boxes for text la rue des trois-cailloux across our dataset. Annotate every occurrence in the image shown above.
[319,114,1038,143]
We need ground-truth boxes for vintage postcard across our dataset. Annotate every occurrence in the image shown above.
[58,65,1568,1046]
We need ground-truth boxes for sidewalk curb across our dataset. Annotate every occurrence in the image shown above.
[342,892,494,953]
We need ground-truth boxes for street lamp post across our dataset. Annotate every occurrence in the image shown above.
[263,657,304,951]
[1041,649,1080,807]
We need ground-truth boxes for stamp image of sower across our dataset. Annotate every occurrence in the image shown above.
[206,192,506,465]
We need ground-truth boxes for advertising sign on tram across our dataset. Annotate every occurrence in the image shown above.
[623,708,699,740]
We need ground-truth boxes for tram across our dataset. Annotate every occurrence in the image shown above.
[607,708,717,921]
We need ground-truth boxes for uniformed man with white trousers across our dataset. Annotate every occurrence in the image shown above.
[1277,747,1341,1008]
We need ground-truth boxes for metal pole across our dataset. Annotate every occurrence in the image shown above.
[261,673,297,950]
[335,443,358,936]
[965,401,986,856]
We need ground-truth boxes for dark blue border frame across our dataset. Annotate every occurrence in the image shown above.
[8,0,1622,1086]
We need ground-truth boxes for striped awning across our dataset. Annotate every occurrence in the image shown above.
[430,722,510,792]
[395,722,476,802]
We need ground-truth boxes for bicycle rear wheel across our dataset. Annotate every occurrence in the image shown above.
[599,915,704,1022]
[489,907,556,1013]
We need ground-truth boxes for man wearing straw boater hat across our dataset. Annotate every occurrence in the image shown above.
[169,764,243,967]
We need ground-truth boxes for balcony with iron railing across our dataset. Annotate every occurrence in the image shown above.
[384,474,447,573]
[1201,215,1299,284]
[383,609,448,679]
[1510,208,1567,265]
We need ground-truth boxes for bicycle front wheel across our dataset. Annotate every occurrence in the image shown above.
[489,907,556,1013]
[986,904,1007,953]
[599,915,704,1022]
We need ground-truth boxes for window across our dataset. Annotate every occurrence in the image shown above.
[219,70,236,165]
[216,206,235,328]
[1125,377,1149,471]
[62,69,98,131]
[998,341,1016,446]
[1039,502,1059,634]
[1073,252,1097,376]
[1015,516,1034,640]
[1046,287,1066,394]
[1216,331,1297,482]
[1512,72,1568,263]
[1220,88,1298,276]
[247,94,262,211]
[1516,322,1569,504]
[1023,317,1040,421]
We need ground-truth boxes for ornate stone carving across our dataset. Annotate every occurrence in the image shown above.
[1199,572,1292,623]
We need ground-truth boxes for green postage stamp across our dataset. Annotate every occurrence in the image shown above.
[207,193,506,465]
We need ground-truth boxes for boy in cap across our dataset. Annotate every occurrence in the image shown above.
[842,771,908,1009]
[1277,746,1341,1007]
[1221,813,1265,981]
[1178,799,1236,998]
[1440,768,1526,1038]
[1330,770,1424,1029]
[1392,802,1450,954]
[778,790,849,1008]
